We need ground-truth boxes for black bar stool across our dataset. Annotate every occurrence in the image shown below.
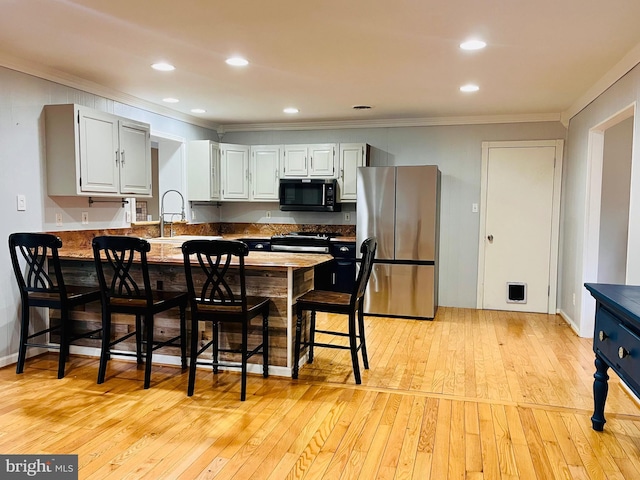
[182,239,269,401]
[9,232,101,378]
[293,237,377,384]
[92,235,188,388]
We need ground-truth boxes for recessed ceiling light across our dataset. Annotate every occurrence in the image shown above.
[226,57,249,67]
[151,62,175,71]
[190,108,206,114]
[460,84,480,92]
[283,107,299,114]
[460,40,487,51]
[162,97,179,103]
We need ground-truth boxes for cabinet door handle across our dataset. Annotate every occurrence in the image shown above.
[121,150,125,165]
[598,330,608,341]
[310,156,313,170]
[256,244,264,249]
[619,346,630,359]
[115,150,119,165]
[332,273,336,285]
[339,246,349,253]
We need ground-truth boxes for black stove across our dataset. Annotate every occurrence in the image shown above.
[270,231,340,253]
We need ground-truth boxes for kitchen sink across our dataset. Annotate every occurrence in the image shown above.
[146,235,223,245]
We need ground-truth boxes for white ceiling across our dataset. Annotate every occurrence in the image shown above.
[2,0,640,129]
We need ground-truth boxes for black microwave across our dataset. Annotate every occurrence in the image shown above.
[279,179,341,212]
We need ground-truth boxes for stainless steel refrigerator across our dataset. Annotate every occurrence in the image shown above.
[356,165,440,319]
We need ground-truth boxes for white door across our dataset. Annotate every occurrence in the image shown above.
[478,141,562,314]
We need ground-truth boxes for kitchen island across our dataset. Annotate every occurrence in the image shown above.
[55,238,332,377]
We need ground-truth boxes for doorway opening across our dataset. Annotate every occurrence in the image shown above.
[581,104,635,336]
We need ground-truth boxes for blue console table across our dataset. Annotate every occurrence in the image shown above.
[584,283,640,431]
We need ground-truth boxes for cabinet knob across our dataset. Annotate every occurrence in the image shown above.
[618,346,629,359]
[598,330,608,342]
[487,234,494,242]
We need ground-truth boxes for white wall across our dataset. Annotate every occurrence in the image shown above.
[0,66,217,365]
[222,122,567,309]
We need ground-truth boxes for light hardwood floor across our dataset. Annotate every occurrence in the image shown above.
[2,307,640,479]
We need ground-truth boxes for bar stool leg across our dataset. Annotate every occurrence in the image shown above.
[16,302,30,374]
[358,303,369,370]
[262,310,269,378]
[348,311,361,384]
[293,306,303,379]
[143,314,154,389]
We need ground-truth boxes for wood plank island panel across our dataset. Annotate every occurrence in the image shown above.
[51,248,331,376]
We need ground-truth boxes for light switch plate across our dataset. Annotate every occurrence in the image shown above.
[16,194,26,211]
[81,212,89,224]
[55,213,63,226]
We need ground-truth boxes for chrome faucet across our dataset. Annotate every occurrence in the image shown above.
[160,189,186,237]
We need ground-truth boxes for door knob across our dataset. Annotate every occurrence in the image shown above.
[487,235,494,242]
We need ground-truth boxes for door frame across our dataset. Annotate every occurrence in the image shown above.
[476,140,564,314]
[580,103,636,337]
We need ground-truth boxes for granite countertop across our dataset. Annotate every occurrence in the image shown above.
[58,236,333,269]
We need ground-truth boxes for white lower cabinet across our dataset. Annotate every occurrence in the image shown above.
[187,140,221,201]
[45,104,151,197]
[338,143,369,202]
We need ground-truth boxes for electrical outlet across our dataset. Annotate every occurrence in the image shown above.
[125,211,131,223]
[266,211,272,219]
[472,203,479,213]
[572,293,576,306]
[16,194,26,211]
[81,211,89,224]
[192,210,196,221]
[55,213,63,226]
[344,212,351,222]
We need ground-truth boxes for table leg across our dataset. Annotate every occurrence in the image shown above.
[591,355,609,431]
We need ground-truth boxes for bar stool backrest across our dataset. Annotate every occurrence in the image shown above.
[182,239,250,314]
[92,236,153,307]
[350,237,378,307]
[9,233,66,302]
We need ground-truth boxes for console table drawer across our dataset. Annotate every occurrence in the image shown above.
[595,305,640,385]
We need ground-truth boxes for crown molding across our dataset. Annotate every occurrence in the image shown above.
[219,112,563,133]
[561,40,640,126]
[0,53,221,131]
[0,52,564,134]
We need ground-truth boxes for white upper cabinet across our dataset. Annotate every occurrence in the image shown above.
[187,140,221,201]
[221,143,250,200]
[281,144,337,178]
[338,143,369,202]
[45,104,151,197]
[118,119,153,195]
[308,144,336,177]
[250,145,281,201]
